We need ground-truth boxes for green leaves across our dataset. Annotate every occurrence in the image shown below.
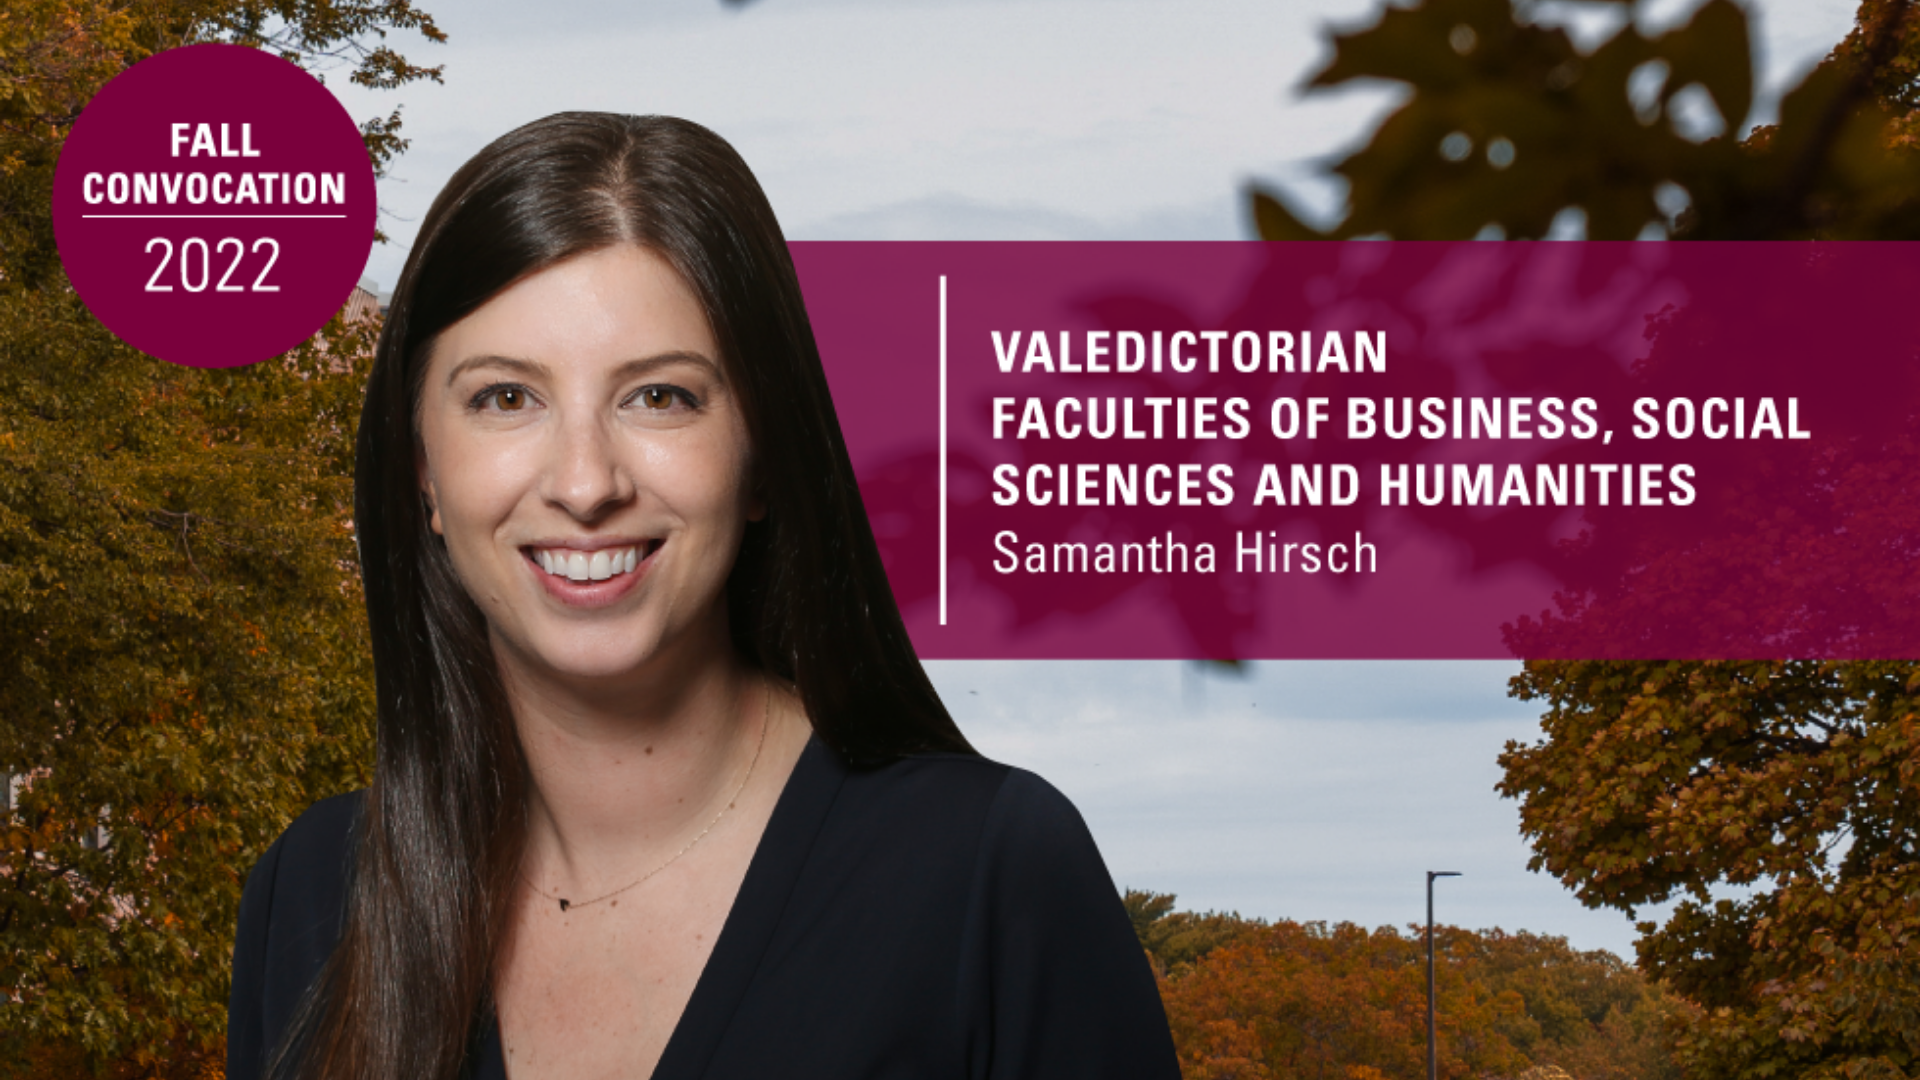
[1125,889,1263,974]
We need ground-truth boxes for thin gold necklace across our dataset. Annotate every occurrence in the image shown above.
[519,685,770,914]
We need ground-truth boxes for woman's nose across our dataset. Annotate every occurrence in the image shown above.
[540,412,634,520]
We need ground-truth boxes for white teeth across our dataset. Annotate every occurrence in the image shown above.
[537,546,641,583]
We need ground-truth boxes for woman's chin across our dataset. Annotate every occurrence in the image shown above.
[488,624,674,687]
[488,597,732,692]
[531,647,669,686]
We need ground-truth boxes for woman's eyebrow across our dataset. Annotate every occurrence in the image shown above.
[441,351,723,387]
[444,354,551,386]
[608,351,724,383]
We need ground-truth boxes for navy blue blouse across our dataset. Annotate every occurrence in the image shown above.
[227,736,1181,1079]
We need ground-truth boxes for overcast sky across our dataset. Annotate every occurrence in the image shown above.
[328,0,1862,290]
[324,0,1862,958]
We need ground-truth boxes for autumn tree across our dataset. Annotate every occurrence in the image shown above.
[1144,903,1678,1080]
[1250,0,1920,1075]
[1490,243,1920,1080]
[1499,661,1920,1079]
[1456,928,1683,1080]
[0,283,375,1080]
[1252,0,1920,242]
[0,2,442,1076]
[1125,888,1266,974]
[1161,921,1525,1080]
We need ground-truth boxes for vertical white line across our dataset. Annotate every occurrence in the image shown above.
[939,275,949,627]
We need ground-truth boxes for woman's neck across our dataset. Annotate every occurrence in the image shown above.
[496,616,775,897]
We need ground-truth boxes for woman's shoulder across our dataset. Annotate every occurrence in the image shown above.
[843,747,1011,799]
[828,748,1101,870]
[238,788,364,949]
[802,747,1177,1075]
[782,742,1132,949]
[228,791,365,1080]
[268,789,366,861]
[900,751,1090,836]
[245,791,364,891]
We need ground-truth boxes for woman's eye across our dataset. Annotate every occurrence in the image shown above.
[470,380,545,409]
[469,384,535,413]
[633,385,696,412]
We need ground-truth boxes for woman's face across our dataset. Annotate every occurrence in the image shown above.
[415,244,760,686]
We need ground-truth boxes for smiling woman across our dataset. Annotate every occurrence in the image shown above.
[223,114,1178,1080]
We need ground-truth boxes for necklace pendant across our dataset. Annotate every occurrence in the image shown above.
[559,899,570,912]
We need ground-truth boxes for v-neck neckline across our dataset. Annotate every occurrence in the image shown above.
[473,733,847,1080]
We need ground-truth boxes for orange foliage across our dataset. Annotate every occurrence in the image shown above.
[24,1030,225,1080]
[1161,922,1528,1080]
[1155,920,1680,1080]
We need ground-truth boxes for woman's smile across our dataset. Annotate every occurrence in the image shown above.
[523,538,662,607]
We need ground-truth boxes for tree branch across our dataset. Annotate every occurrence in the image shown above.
[1748,0,1914,235]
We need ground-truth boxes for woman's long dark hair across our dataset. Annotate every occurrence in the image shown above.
[283,113,971,1080]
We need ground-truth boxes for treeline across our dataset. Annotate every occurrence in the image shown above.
[1126,891,1682,1080]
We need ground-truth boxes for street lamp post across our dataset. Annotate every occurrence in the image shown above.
[1427,870,1462,1080]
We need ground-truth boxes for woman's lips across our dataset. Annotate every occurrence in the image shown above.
[523,540,662,604]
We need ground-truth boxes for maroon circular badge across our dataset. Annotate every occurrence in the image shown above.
[52,44,377,369]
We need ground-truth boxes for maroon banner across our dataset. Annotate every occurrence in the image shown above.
[793,242,1920,660]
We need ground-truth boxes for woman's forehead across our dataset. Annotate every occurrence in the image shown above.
[427,245,722,382]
